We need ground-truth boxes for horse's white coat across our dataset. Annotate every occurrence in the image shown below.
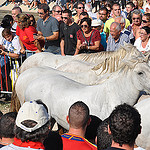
[135,98,150,149]
[16,62,150,131]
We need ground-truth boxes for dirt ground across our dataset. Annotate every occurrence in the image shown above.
[0,96,11,114]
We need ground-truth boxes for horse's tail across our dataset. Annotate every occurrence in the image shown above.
[10,79,21,112]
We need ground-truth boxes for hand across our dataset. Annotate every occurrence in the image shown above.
[0,45,5,50]
[35,49,42,53]
[37,35,45,41]
[20,48,25,54]
[0,49,7,55]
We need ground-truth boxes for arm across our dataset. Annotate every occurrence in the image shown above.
[85,40,100,51]
[18,37,25,54]
[37,31,59,41]
[60,38,65,56]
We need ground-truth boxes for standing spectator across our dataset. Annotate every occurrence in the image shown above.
[115,16,134,44]
[61,101,97,150]
[85,3,97,20]
[97,7,109,24]
[0,112,17,148]
[91,19,107,50]
[106,22,130,51]
[77,17,102,53]
[104,103,141,150]
[0,28,21,82]
[128,9,142,40]
[0,15,14,92]
[125,2,135,23]
[0,100,50,150]
[134,26,150,53]
[93,0,100,13]
[52,5,62,18]
[79,12,89,23]
[141,13,150,28]
[73,2,85,24]
[104,2,130,38]
[60,9,79,56]
[11,6,22,33]
[96,118,112,150]
[37,3,60,54]
[16,14,41,57]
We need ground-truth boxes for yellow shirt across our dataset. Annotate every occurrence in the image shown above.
[104,17,130,34]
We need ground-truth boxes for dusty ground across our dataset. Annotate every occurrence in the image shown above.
[0,97,11,114]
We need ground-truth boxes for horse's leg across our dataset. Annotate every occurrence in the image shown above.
[10,80,21,112]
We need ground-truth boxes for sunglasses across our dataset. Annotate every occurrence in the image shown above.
[38,12,44,15]
[142,20,149,23]
[55,10,62,13]
[81,25,88,28]
[133,17,140,20]
[61,17,68,19]
[78,7,84,9]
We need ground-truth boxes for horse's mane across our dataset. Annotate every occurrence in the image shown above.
[87,44,145,76]
[75,43,142,64]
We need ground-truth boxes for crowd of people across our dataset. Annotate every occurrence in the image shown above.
[0,0,149,149]
[0,100,144,150]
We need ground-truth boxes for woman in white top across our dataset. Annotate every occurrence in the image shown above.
[134,26,150,53]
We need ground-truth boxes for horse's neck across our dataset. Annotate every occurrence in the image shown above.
[109,71,139,105]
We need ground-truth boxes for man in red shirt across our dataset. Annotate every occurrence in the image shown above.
[61,101,97,150]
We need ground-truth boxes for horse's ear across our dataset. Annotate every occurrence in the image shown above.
[144,51,150,62]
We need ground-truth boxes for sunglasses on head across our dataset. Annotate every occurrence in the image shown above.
[142,20,149,23]
[61,17,68,19]
[78,7,84,9]
[81,25,88,28]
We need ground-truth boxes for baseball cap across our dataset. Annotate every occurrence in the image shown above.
[91,19,103,27]
[16,101,49,132]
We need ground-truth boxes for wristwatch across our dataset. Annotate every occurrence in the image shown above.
[44,37,47,41]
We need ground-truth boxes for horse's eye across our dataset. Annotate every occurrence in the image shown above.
[138,72,143,75]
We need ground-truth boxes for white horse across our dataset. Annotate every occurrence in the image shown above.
[14,56,150,130]
[135,98,150,149]
[19,44,144,74]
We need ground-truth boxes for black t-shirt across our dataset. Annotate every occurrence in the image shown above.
[60,22,79,55]
[0,144,5,148]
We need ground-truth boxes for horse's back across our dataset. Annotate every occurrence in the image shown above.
[135,98,150,149]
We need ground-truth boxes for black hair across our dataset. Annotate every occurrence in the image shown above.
[99,7,108,14]
[1,15,13,28]
[38,3,50,13]
[15,121,50,142]
[141,26,150,34]
[109,103,141,147]
[126,2,135,8]
[97,118,112,150]
[85,115,102,144]
[0,112,17,138]
[80,17,91,27]
[79,11,89,17]
[62,9,72,17]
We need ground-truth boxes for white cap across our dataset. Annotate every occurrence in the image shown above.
[91,19,103,27]
[16,101,49,132]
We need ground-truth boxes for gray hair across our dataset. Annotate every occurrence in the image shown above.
[111,22,121,31]
[52,5,62,11]
[115,16,125,24]
[131,9,142,19]
[85,3,92,12]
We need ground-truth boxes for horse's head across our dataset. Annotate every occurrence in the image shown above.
[130,58,150,94]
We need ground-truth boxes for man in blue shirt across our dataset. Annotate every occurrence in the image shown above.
[106,22,130,51]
